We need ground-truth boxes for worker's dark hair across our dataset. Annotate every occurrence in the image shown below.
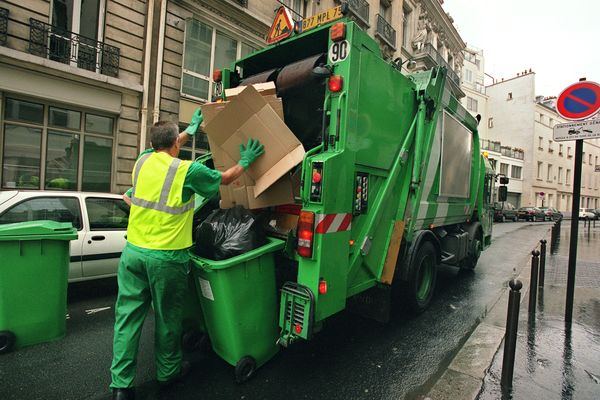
[150,121,178,150]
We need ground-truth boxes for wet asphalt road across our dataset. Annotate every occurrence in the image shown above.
[0,221,554,400]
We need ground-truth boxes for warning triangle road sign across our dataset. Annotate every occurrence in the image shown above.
[267,6,294,44]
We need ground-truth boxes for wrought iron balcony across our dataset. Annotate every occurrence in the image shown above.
[415,43,459,87]
[28,18,120,78]
[341,0,369,27]
[235,0,248,7]
[376,14,396,49]
[0,8,8,46]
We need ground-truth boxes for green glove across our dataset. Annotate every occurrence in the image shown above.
[239,138,265,169]
[183,108,203,136]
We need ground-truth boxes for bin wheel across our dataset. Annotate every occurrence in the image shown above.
[0,331,16,354]
[181,330,207,353]
[235,356,256,383]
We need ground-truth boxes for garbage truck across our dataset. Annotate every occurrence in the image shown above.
[191,5,501,380]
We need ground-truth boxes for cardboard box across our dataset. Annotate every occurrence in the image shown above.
[202,84,305,209]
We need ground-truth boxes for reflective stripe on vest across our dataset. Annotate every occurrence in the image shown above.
[130,153,195,215]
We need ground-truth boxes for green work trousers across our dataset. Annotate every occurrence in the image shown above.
[110,244,189,389]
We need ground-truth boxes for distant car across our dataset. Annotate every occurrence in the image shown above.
[579,208,597,220]
[539,207,562,221]
[517,206,545,222]
[494,202,518,222]
[594,209,600,220]
[0,191,129,282]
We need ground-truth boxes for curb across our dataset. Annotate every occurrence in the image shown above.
[424,227,554,400]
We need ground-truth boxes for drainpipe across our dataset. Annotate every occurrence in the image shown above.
[152,0,167,123]
[140,0,155,150]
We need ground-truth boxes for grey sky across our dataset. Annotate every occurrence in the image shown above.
[443,0,599,97]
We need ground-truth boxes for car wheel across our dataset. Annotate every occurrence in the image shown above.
[513,216,518,222]
[501,215,506,223]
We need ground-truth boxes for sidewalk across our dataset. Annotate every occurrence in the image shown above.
[426,220,600,400]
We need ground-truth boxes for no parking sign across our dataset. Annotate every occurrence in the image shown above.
[556,81,600,120]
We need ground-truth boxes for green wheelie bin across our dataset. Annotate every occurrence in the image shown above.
[0,220,77,354]
[190,237,284,383]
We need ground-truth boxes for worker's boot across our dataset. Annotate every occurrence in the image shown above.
[112,388,135,400]
[158,361,191,388]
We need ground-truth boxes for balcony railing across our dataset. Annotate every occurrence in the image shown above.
[417,43,459,87]
[29,19,120,78]
[235,0,248,7]
[0,8,8,46]
[342,0,369,26]
[376,14,396,49]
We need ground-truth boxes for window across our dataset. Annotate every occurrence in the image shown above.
[547,164,553,181]
[559,144,563,156]
[50,0,105,71]
[467,97,478,112]
[583,152,586,163]
[488,117,493,128]
[567,146,572,158]
[566,169,571,184]
[402,6,411,48]
[0,197,82,229]
[500,163,509,176]
[549,117,553,127]
[558,167,563,183]
[596,156,599,167]
[589,154,593,164]
[548,140,553,152]
[85,197,129,230]
[182,19,257,101]
[508,92,513,100]
[380,1,391,22]
[475,59,481,69]
[537,161,543,179]
[465,69,473,83]
[511,165,522,179]
[1,98,115,191]
[282,0,307,16]
[538,136,543,150]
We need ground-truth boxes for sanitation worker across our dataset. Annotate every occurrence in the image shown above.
[110,109,264,400]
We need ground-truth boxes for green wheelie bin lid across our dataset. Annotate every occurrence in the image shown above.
[0,220,77,241]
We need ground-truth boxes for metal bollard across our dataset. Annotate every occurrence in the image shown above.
[501,279,523,389]
[529,250,540,315]
[539,240,547,288]
[550,224,556,253]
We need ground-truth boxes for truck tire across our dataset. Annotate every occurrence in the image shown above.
[401,241,438,314]
[0,331,16,354]
[461,227,482,270]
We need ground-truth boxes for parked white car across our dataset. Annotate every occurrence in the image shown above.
[579,208,596,220]
[0,191,129,282]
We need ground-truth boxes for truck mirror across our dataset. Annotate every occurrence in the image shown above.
[499,176,509,185]
[498,186,508,202]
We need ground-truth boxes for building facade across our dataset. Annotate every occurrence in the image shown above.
[486,72,600,212]
[0,0,145,194]
[1,0,467,194]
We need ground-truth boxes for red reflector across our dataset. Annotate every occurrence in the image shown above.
[312,171,322,183]
[294,324,302,334]
[330,22,346,41]
[319,279,328,295]
[297,211,315,258]
[328,75,343,92]
[213,69,222,82]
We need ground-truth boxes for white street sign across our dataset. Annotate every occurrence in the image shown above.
[553,119,600,141]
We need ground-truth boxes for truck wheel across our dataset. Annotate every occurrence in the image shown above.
[235,356,256,383]
[461,230,482,270]
[402,241,438,314]
[0,331,16,354]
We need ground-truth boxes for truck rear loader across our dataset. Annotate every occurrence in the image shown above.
[196,6,499,380]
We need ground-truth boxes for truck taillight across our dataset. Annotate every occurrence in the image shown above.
[328,75,343,92]
[318,279,328,295]
[330,22,346,41]
[213,69,222,82]
[297,211,315,258]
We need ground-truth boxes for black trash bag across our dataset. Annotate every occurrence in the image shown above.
[194,206,267,260]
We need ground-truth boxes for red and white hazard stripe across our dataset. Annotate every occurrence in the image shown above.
[315,213,352,234]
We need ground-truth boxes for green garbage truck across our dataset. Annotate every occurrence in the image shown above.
[195,5,501,376]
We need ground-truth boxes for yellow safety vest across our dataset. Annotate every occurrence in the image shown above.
[127,152,195,250]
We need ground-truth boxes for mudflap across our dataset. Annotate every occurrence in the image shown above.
[346,284,392,323]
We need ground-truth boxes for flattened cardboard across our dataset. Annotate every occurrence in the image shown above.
[201,84,304,209]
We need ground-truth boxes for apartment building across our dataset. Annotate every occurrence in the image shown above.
[1,0,467,194]
[486,72,600,212]
[0,0,145,193]
[459,46,525,207]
